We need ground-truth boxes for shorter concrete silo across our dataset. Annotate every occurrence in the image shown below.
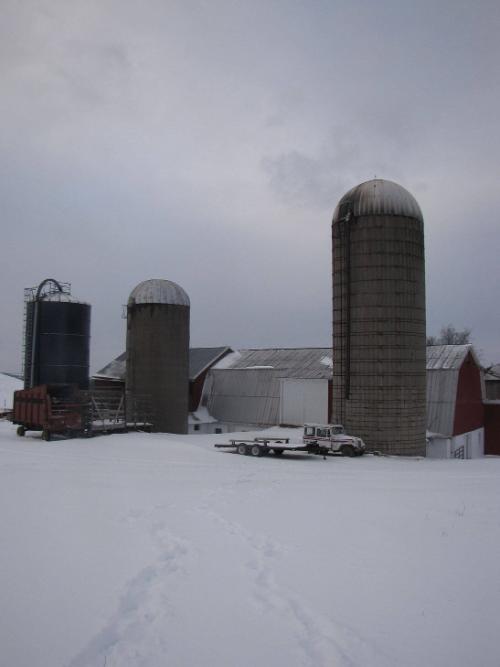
[126,279,190,433]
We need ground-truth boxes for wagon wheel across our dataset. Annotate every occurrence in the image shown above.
[42,429,51,442]
[16,426,26,437]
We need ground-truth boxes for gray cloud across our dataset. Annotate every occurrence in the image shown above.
[1,0,500,373]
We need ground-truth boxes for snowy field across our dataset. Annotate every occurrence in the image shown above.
[1,420,499,667]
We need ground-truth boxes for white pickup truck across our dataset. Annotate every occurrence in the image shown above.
[303,423,365,456]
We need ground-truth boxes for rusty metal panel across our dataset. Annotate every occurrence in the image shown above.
[13,386,49,426]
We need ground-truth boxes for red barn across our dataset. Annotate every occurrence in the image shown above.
[426,345,485,458]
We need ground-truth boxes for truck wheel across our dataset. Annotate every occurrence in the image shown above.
[42,430,51,442]
[16,426,26,437]
[250,445,262,457]
[273,449,284,456]
[237,444,247,455]
[341,445,355,457]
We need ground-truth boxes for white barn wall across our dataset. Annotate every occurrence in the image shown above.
[279,379,328,425]
[453,428,484,458]
[426,428,484,459]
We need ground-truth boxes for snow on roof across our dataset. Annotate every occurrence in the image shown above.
[128,279,190,307]
[426,344,478,370]
[485,364,500,381]
[212,350,242,369]
[211,348,332,379]
[333,179,423,223]
[94,352,127,381]
[189,347,232,379]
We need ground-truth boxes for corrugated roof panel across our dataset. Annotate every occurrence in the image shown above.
[94,352,126,380]
[96,347,232,381]
[189,347,232,379]
[426,368,459,436]
[426,345,472,370]
[212,348,332,379]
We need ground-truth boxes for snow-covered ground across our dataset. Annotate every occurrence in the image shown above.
[1,420,499,667]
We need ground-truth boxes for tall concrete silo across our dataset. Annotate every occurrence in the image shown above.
[126,279,190,433]
[331,179,426,455]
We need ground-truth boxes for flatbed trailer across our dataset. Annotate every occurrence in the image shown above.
[214,436,330,458]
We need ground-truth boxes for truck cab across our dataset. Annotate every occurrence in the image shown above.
[303,423,365,456]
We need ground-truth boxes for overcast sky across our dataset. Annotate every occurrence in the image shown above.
[1,0,499,374]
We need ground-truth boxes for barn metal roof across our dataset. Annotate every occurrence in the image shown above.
[128,279,190,307]
[189,347,232,379]
[485,364,500,381]
[426,345,481,436]
[426,345,478,370]
[333,179,423,223]
[212,348,332,379]
[94,347,232,382]
[94,352,126,380]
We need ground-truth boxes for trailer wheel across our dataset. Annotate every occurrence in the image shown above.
[16,426,26,437]
[273,448,284,456]
[42,429,51,442]
[237,444,247,455]
[341,445,355,457]
[250,444,262,457]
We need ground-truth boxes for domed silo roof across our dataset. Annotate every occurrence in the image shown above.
[128,279,190,307]
[332,179,423,223]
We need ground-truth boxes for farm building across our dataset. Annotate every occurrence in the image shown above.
[202,345,496,454]
[94,343,500,455]
[199,348,332,429]
[426,345,485,458]
[93,346,232,416]
[484,364,500,456]
[484,364,500,400]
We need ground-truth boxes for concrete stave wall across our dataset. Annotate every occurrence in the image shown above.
[126,303,189,433]
[332,214,426,455]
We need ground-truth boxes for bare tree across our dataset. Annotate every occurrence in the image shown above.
[427,325,472,346]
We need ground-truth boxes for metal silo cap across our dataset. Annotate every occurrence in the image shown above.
[128,279,190,307]
[332,179,423,223]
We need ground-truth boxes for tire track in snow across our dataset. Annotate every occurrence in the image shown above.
[67,510,192,667]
